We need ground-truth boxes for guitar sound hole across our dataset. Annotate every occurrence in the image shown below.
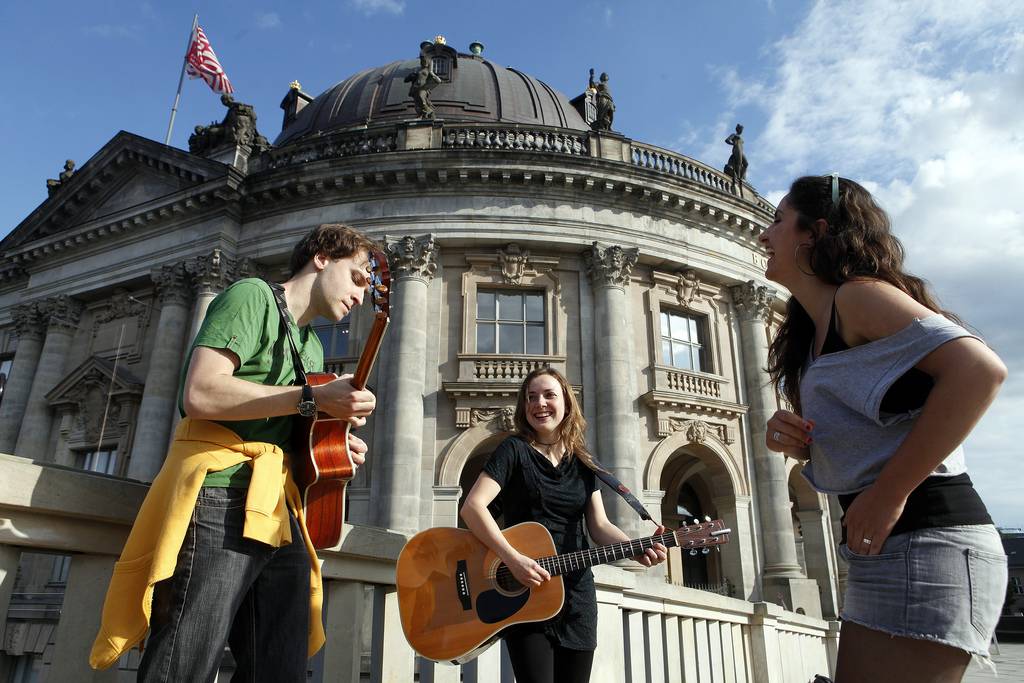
[494,565,526,594]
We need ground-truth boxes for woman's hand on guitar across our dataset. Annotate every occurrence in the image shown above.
[634,525,669,567]
[504,551,551,587]
[316,374,376,426]
[346,433,367,466]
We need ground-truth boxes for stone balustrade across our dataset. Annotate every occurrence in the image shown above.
[0,454,837,682]
[468,355,555,381]
[662,366,726,399]
[442,124,589,155]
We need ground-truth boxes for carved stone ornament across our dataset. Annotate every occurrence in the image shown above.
[184,249,237,295]
[235,256,266,283]
[585,242,638,289]
[95,288,149,324]
[470,406,516,432]
[39,295,84,333]
[667,417,730,444]
[385,234,438,282]
[730,280,775,323]
[11,302,46,341]
[45,159,76,196]
[588,69,615,132]
[151,263,192,306]
[498,243,530,285]
[677,269,701,307]
[46,355,143,448]
[188,94,271,156]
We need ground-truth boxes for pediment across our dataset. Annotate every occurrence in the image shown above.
[1,131,231,253]
[46,355,144,408]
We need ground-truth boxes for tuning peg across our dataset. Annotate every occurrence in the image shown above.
[680,520,688,527]
[704,515,711,522]
[689,549,698,556]
[692,518,698,525]
[702,548,710,555]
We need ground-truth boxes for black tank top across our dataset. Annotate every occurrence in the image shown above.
[820,300,992,541]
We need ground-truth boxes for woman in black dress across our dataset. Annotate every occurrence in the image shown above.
[460,367,667,683]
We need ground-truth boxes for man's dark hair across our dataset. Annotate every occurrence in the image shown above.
[289,223,378,276]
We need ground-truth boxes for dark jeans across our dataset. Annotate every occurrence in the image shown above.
[137,487,311,683]
[505,631,595,683]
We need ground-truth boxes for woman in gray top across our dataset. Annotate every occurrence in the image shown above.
[760,175,1008,682]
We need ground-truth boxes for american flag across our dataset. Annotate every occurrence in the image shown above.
[184,25,234,94]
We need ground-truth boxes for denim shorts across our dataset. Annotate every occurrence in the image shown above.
[839,524,1007,660]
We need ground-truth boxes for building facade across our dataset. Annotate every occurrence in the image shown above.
[0,38,843,681]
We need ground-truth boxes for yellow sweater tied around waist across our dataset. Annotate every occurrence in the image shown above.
[89,418,325,670]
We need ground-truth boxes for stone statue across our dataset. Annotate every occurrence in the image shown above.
[189,94,271,155]
[46,160,76,195]
[589,68,615,131]
[724,124,748,191]
[405,53,443,119]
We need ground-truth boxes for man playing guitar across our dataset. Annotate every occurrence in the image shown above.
[90,224,377,682]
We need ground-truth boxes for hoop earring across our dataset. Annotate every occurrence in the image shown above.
[795,243,816,277]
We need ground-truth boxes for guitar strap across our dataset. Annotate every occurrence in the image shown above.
[265,281,309,385]
[589,459,654,522]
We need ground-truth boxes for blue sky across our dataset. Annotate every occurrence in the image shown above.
[1,1,1022,527]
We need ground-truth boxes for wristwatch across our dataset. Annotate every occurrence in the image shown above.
[297,383,317,418]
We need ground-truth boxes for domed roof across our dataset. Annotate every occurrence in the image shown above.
[275,46,590,145]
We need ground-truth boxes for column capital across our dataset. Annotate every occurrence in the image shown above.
[151,262,192,306]
[585,242,638,289]
[38,295,84,334]
[730,280,775,323]
[385,234,438,282]
[94,288,150,324]
[184,248,237,295]
[11,302,46,341]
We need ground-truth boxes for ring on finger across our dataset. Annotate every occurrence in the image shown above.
[772,430,782,442]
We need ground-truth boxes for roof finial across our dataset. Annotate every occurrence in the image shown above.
[433,35,446,45]
[289,80,302,90]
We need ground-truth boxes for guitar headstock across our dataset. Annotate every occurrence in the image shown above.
[368,249,391,316]
[673,518,731,552]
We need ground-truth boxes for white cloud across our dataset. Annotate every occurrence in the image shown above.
[83,24,142,41]
[350,0,406,15]
[256,12,282,30]
[723,1,1024,525]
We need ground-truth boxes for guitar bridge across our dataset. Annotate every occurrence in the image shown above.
[455,560,472,611]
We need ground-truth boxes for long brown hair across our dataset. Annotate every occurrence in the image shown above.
[766,175,957,411]
[513,367,602,471]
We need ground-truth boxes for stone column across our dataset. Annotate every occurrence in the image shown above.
[184,248,237,346]
[731,281,813,611]
[14,296,83,460]
[372,235,437,534]
[585,242,642,538]
[0,543,22,676]
[45,555,119,683]
[128,263,192,481]
[0,304,47,453]
[797,507,839,619]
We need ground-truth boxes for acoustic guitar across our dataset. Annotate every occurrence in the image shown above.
[396,518,731,663]
[293,249,390,549]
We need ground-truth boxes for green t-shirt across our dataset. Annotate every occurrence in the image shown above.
[177,278,324,487]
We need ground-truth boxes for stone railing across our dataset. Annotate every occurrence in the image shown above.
[464,354,560,381]
[630,141,775,214]
[0,454,837,682]
[441,124,589,156]
[261,128,400,170]
[662,366,726,399]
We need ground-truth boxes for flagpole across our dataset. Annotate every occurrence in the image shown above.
[164,14,199,146]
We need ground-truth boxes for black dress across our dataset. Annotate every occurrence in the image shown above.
[482,435,599,651]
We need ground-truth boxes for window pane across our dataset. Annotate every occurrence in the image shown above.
[526,325,544,354]
[525,294,544,322]
[497,293,523,321]
[477,323,496,353]
[661,339,673,365]
[333,327,349,357]
[673,342,693,370]
[477,291,496,320]
[670,313,689,341]
[689,317,700,340]
[691,346,703,373]
[660,312,671,337]
[314,326,333,353]
[498,323,524,353]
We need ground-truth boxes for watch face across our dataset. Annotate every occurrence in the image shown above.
[297,400,317,418]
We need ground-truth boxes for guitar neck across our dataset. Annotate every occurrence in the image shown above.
[349,313,389,389]
[536,531,678,577]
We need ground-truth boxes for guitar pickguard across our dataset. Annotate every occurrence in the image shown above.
[475,588,530,624]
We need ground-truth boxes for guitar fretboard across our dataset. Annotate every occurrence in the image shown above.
[536,531,678,576]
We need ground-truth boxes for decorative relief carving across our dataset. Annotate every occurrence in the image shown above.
[95,289,149,324]
[38,295,84,334]
[498,243,530,285]
[470,406,516,432]
[151,263,192,306]
[234,256,266,283]
[585,242,638,289]
[667,417,730,445]
[677,269,701,307]
[11,302,46,341]
[386,234,438,282]
[46,355,143,452]
[730,280,775,323]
